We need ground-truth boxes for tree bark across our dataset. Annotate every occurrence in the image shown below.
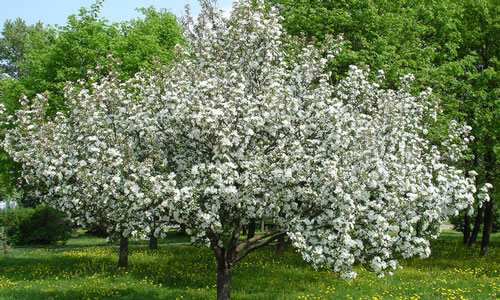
[480,150,495,257]
[276,233,285,254]
[149,233,158,250]
[480,197,494,256]
[247,219,256,239]
[213,224,239,300]
[468,204,484,248]
[216,257,233,300]
[118,236,129,268]
[463,213,471,246]
[150,217,159,250]
[416,220,422,237]
[210,223,282,300]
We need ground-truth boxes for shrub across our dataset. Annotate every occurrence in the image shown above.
[0,205,72,245]
[0,207,32,244]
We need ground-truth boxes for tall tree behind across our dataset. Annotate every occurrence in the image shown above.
[449,0,499,256]
[16,1,183,112]
[0,18,45,78]
[270,0,499,256]
[0,1,183,204]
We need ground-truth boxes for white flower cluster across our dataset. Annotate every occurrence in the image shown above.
[2,0,476,279]
[3,75,177,238]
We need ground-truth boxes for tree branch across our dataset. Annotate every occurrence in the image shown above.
[235,232,285,263]
[235,228,279,253]
[209,226,220,241]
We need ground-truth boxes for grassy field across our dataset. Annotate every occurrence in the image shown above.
[0,233,499,300]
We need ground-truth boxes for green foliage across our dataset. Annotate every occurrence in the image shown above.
[0,206,31,244]
[0,205,72,245]
[269,0,461,88]
[0,18,45,78]
[116,6,183,77]
[13,2,182,112]
[17,205,73,245]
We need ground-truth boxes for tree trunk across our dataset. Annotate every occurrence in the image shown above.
[179,224,187,236]
[480,197,494,256]
[149,233,158,250]
[468,204,484,248]
[150,217,159,250]
[463,213,471,246]
[216,258,233,300]
[416,220,422,237]
[118,236,129,268]
[260,219,265,232]
[480,150,495,257]
[276,233,285,254]
[247,219,256,239]
[3,228,7,255]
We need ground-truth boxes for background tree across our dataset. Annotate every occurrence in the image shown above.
[15,0,183,112]
[270,0,499,256]
[0,18,45,78]
[454,0,499,256]
[0,19,48,199]
[0,1,183,207]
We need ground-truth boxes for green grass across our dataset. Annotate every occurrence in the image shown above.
[0,233,499,299]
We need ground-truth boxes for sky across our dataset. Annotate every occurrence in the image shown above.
[0,0,234,27]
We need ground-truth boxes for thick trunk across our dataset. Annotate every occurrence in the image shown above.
[468,204,484,248]
[211,223,282,300]
[149,233,158,250]
[118,236,129,268]
[247,219,256,239]
[216,258,233,300]
[150,217,159,249]
[276,233,285,254]
[480,197,494,256]
[212,222,241,300]
[463,213,471,246]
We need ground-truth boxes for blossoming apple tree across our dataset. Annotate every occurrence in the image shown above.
[2,0,478,299]
[2,70,177,267]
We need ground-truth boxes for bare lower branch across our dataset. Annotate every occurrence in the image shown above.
[209,226,220,240]
[235,228,280,253]
[235,232,285,263]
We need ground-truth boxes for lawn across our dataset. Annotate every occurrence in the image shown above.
[0,233,498,300]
